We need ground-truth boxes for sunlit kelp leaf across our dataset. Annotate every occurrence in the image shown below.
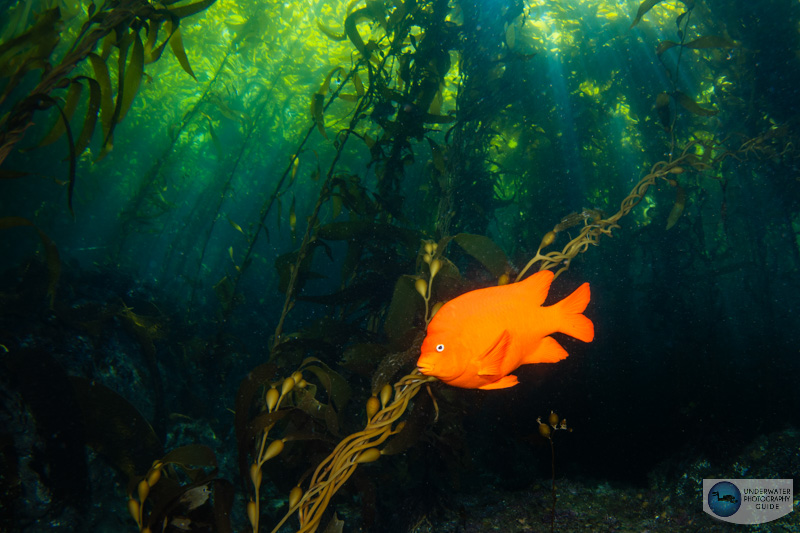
[0,7,59,78]
[289,154,299,186]
[629,0,665,28]
[505,21,516,50]
[655,92,672,131]
[289,195,297,241]
[353,71,365,96]
[74,76,101,156]
[384,275,424,345]
[167,0,217,19]
[344,7,377,57]
[118,29,144,122]
[630,0,693,28]
[88,53,114,141]
[96,29,134,158]
[166,20,196,80]
[227,216,244,235]
[453,233,511,279]
[38,80,82,146]
[69,376,162,479]
[311,66,345,139]
[317,20,346,41]
[311,93,327,138]
[0,0,33,44]
[143,18,162,61]
[665,181,686,230]
[673,91,717,116]
[144,19,177,64]
[33,95,77,215]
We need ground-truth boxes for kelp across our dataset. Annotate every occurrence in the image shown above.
[630,0,695,29]
[665,179,686,230]
[516,134,774,280]
[0,0,216,208]
[234,359,352,533]
[268,371,437,533]
[126,444,232,533]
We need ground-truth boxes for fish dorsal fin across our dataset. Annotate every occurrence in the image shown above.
[520,270,555,307]
[477,330,511,376]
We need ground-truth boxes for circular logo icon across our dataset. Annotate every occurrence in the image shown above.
[708,481,741,517]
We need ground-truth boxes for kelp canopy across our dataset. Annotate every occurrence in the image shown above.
[1,0,799,531]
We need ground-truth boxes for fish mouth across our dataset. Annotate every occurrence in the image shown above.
[417,361,434,375]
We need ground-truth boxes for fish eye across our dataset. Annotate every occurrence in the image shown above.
[436,344,444,352]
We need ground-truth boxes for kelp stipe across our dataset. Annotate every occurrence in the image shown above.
[537,411,572,533]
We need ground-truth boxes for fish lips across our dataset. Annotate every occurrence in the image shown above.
[417,360,435,375]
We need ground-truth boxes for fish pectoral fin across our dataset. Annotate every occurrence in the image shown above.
[522,336,568,365]
[477,330,511,376]
[479,374,519,390]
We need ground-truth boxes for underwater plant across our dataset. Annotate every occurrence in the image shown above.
[0,0,215,213]
[537,411,571,533]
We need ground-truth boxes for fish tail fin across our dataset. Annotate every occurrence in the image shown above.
[552,282,594,342]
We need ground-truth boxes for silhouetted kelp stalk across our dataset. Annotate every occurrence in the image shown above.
[126,444,232,533]
[267,372,436,533]
[219,61,365,332]
[184,55,299,316]
[114,45,237,262]
[153,12,314,297]
[515,133,770,282]
[537,411,571,533]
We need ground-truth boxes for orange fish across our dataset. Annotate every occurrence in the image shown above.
[417,270,594,390]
